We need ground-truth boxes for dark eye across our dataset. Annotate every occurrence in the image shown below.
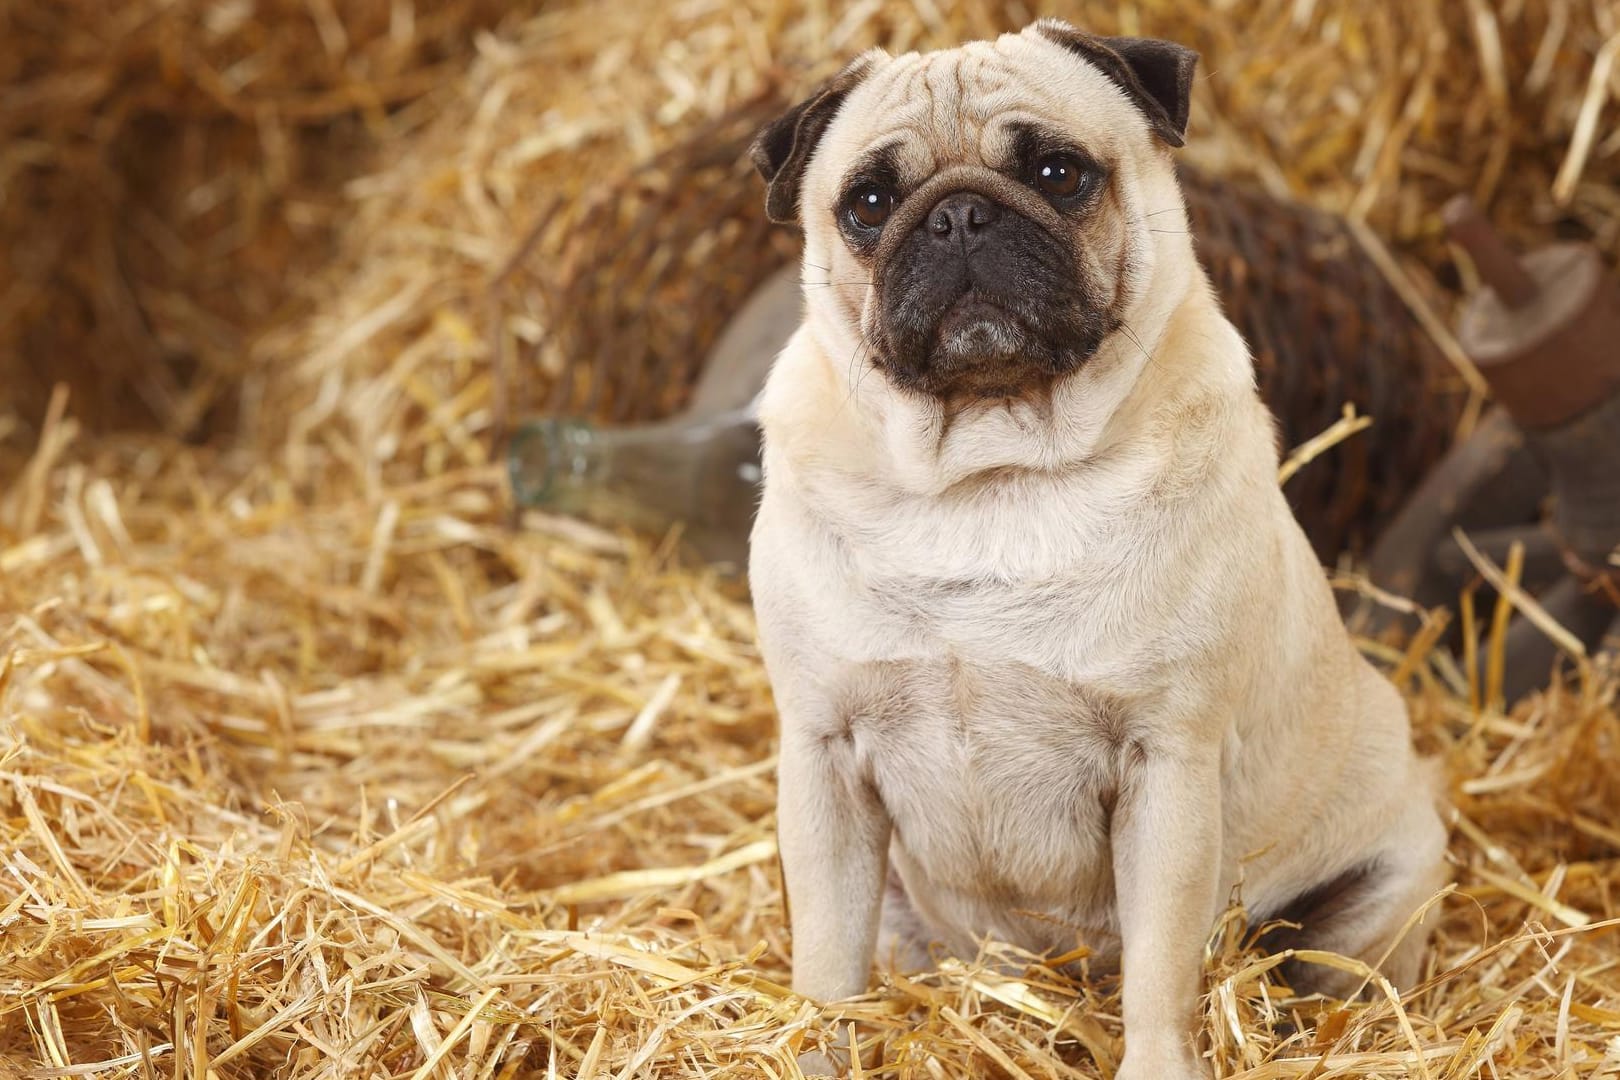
[1034,153,1090,198]
[846,184,897,228]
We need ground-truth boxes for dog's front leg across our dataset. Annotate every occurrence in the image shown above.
[779,722,890,998]
[778,716,890,1074]
[1113,742,1222,1080]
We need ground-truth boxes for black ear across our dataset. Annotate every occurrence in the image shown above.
[750,59,874,225]
[1034,21,1198,148]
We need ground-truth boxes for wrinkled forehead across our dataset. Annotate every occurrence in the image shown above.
[815,31,1141,182]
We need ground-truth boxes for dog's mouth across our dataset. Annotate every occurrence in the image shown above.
[934,293,1024,349]
[879,281,1106,402]
[869,190,1113,402]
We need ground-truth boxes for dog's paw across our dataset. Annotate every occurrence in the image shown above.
[1115,1050,1210,1080]
[795,1048,846,1077]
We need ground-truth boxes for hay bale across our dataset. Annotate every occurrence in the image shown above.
[0,0,515,440]
[3,1,1620,1077]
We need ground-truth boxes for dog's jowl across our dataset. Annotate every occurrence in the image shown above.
[748,20,1449,1080]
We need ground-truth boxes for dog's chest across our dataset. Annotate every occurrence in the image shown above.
[776,517,1181,953]
[840,598,1136,949]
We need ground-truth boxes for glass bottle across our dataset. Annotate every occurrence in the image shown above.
[508,266,797,568]
[507,404,763,568]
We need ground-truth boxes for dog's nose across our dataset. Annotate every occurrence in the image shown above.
[926,192,1002,239]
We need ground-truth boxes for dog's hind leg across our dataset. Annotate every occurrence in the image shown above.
[875,861,934,975]
[1258,794,1450,998]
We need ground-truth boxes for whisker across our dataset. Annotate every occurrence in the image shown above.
[1146,228,1189,235]
[1119,321,1157,368]
[1133,207,1182,221]
[840,337,875,416]
[854,344,880,401]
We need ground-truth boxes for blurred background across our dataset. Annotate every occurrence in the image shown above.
[4,0,1616,469]
[4,2,1620,1077]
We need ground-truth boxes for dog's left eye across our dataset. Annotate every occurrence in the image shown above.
[1034,153,1090,199]
[846,184,897,229]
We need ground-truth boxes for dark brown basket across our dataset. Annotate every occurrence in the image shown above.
[1182,173,1467,558]
[500,86,1465,561]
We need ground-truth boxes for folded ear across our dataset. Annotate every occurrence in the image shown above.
[750,57,876,225]
[1033,21,1198,148]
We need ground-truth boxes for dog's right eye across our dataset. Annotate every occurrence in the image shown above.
[846,184,896,229]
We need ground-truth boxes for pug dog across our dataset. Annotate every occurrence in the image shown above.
[746,20,1449,1080]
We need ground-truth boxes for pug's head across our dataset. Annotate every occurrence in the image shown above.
[752,21,1197,406]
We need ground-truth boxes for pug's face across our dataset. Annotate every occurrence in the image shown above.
[753,21,1197,405]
